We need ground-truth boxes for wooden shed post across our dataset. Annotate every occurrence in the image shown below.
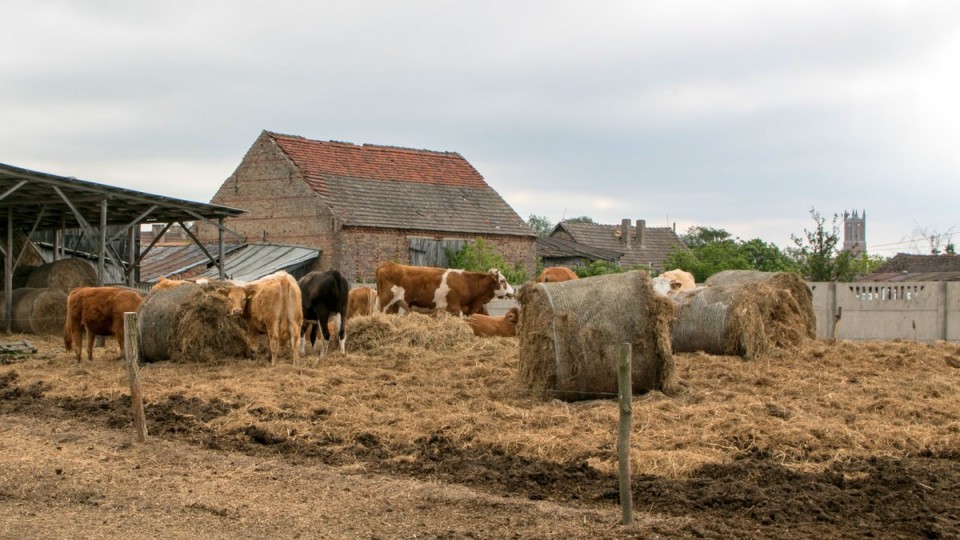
[218,217,225,279]
[4,208,11,333]
[98,199,107,286]
[127,224,136,287]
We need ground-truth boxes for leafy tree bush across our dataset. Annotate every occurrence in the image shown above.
[663,226,796,282]
[527,214,554,237]
[445,237,527,284]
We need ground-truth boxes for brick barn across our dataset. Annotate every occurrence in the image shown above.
[196,131,536,282]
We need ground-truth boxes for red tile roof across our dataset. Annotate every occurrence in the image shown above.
[270,133,489,190]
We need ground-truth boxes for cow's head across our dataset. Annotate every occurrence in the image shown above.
[489,268,515,299]
[503,306,520,325]
[651,276,682,297]
[220,286,249,317]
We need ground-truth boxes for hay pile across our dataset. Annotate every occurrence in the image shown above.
[9,287,68,335]
[672,272,814,359]
[138,283,248,362]
[516,270,677,401]
[25,259,97,292]
[347,312,478,356]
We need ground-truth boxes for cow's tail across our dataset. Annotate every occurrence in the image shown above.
[282,275,301,362]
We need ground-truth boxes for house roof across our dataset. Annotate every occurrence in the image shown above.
[858,253,960,282]
[535,236,622,262]
[267,132,534,237]
[553,221,686,271]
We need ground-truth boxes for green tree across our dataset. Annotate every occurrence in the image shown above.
[526,214,554,237]
[446,237,527,284]
[663,227,795,282]
[680,226,733,250]
[789,208,848,281]
[564,216,595,224]
[737,238,798,273]
[573,260,624,278]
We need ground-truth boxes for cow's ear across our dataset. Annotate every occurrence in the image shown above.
[488,268,499,276]
[215,287,229,297]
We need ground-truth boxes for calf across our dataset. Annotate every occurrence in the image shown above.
[467,307,520,338]
[376,261,514,316]
[347,286,378,319]
[64,286,144,362]
[298,270,350,359]
[223,271,303,366]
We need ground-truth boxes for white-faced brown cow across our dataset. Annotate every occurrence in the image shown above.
[347,286,378,319]
[467,306,520,337]
[298,270,349,360]
[223,271,303,366]
[375,261,515,316]
[64,286,144,362]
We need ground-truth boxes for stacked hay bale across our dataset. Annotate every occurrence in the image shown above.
[516,271,678,402]
[25,259,97,292]
[138,282,248,362]
[671,270,815,359]
[10,287,68,335]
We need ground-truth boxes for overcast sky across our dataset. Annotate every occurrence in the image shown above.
[3,1,958,256]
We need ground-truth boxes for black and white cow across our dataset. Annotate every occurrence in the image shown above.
[298,270,350,358]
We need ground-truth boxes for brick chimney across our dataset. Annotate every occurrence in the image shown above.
[621,218,631,248]
[636,219,646,248]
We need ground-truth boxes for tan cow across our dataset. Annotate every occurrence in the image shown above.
[375,261,515,316]
[347,286,378,319]
[536,266,579,283]
[223,271,303,366]
[467,307,520,337]
[64,286,144,362]
[653,269,696,297]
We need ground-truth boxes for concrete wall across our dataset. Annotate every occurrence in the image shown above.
[809,281,960,341]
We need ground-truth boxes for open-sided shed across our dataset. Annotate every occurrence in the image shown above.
[0,162,245,332]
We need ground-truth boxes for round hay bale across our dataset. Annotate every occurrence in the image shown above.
[25,259,97,292]
[348,312,476,353]
[516,271,677,402]
[138,283,248,362]
[2,288,40,332]
[13,265,36,289]
[11,287,68,335]
[704,270,816,339]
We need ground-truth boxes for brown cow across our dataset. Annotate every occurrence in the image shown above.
[536,266,579,283]
[375,261,515,316]
[347,286,378,319]
[64,286,144,362]
[467,307,520,337]
[653,268,696,298]
[223,271,303,366]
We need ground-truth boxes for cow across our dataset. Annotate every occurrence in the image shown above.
[375,261,515,316]
[64,286,144,362]
[347,286,378,319]
[537,266,579,283]
[652,269,697,298]
[150,276,229,292]
[223,271,303,366]
[467,306,520,337]
[298,270,350,359]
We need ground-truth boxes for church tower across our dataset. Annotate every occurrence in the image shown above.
[843,209,866,256]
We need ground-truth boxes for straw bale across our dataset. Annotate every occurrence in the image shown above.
[24,258,98,292]
[2,288,39,331]
[138,282,248,362]
[348,312,476,354]
[704,270,815,338]
[10,287,68,335]
[672,280,812,359]
[516,270,677,402]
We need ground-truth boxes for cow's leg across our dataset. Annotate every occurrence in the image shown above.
[290,322,301,367]
[246,329,259,360]
[268,321,281,366]
[71,325,82,362]
[335,312,346,355]
[85,328,95,362]
[300,321,313,356]
[318,312,331,359]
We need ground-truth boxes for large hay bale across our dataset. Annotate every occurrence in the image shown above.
[671,280,812,359]
[516,271,677,402]
[10,287,68,335]
[138,283,248,362]
[2,288,40,331]
[25,259,97,292]
[348,311,476,353]
[703,270,816,339]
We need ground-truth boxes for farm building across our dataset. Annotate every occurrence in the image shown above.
[540,219,687,273]
[857,253,960,282]
[193,131,537,283]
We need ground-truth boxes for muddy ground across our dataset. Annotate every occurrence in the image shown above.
[1,323,959,539]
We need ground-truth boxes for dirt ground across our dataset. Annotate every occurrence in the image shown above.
[1,315,959,539]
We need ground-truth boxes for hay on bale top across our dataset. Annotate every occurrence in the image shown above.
[516,270,677,402]
[348,312,479,355]
[703,270,816,339]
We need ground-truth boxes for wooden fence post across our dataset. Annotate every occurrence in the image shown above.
[617,342,634,525]
[123,312,147,442]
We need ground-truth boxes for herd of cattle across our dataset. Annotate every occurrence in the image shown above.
[61,261,697,365]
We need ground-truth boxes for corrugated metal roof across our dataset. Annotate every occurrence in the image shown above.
[139,243,246,282]
[196,243,319,282]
